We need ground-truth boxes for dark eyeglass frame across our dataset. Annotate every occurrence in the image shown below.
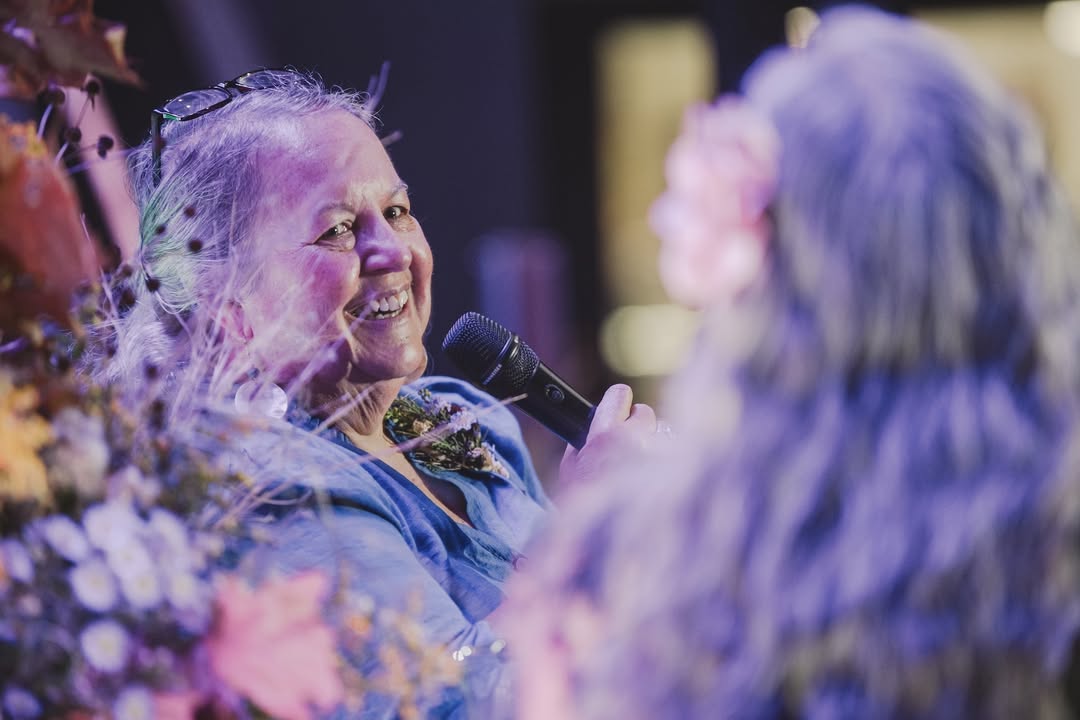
[150,68,300,186]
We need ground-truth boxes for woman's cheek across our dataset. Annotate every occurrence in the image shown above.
[307,256,357,317]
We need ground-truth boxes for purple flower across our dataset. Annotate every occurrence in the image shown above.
[83,501,143,553]
[69,558,118,612]
[15,595,42,618]
[113,685,154,720]
[194,532,225,563]
[0,540,33,583]
[163,568,211,633]
[37,515,90,563]
[148,508,186,544]
[164,568,203,610]
[134,644,178,674]
[101,537,161,610]
[446,409,478,433]
[107,465,161,508]
[2,686,40,719]
[79,619,130,673]
[117,566,162,610]
[105,539,154,579]
[148,508,195,569]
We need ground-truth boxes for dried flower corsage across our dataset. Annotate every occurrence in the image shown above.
[649,95,780,308]
[385,389,509,479]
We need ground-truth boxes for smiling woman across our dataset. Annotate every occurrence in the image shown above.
[86,70,551,717]
[236,110,433,400]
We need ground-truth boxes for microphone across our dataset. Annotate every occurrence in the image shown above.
[442,312,595,449]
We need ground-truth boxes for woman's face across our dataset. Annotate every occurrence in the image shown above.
[239,110,433,391]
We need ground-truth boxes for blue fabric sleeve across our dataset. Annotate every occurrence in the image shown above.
[207,378,541,718]
[264,505,508,719]
[268,504,501,649]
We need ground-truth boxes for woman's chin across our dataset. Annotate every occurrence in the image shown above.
[404,355,428,382]
[340,344,427,386]
[259,342,427,395]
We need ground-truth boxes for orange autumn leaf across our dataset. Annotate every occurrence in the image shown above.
[0,0,139,98]
[0,116,99,331]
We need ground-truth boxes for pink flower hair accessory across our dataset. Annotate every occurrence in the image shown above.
[650,95,780,308]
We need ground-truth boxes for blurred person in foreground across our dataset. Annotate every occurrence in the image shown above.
[83,69,650,716]
[504,7,1080,718]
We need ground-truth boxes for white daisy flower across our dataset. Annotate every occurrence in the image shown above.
[83,501,143,553]
[69,558,118,612]
[80,619,130,673]
[113,685,154,720]
[0,541,33,583]
[117,566,162,610]
[37,515,90,563]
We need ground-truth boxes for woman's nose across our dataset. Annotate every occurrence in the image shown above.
[358,221,413,274]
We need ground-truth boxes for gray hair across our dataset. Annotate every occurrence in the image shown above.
[509,8,1080,718]
[735,8,1080,396]
[89,71,377,392]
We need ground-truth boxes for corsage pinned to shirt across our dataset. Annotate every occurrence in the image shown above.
[385,389,509,479]
[649,95,780,308]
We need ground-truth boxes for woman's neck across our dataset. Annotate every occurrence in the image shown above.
[314,378,405,453]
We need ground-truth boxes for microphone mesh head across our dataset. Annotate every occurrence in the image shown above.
[443,312,539,396]
[443,312,511,375]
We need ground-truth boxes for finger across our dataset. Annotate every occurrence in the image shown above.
[559,443,578,482]
[626,403,657,433]
[561,443,578,464]
[653,420,677,448]
[589,384,634,433]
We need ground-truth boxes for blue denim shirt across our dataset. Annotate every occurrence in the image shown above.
[220,376,550,717]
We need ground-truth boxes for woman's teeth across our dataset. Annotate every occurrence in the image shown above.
[367,290,409,319]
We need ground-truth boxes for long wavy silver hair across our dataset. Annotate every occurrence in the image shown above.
[509,8,1080,719]
[87,71,377,405]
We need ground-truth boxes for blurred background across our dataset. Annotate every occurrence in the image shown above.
[47,0,1080,477]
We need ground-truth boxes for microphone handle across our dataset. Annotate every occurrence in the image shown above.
[517,363,596,450]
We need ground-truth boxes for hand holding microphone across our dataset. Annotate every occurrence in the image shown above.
[558,383,660,490]
[442,312,665,487]
[442,311,597,449]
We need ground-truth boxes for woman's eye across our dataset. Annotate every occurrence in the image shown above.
[319,222,354,243]
[385,205,410,222]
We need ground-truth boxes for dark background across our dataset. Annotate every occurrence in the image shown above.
[85,0,1045,467]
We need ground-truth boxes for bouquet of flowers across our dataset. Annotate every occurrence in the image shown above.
[0,326,339,719]
[0,6,468,717]
[0,324,462,719]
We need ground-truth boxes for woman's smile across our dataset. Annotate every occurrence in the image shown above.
[345,287,411,322]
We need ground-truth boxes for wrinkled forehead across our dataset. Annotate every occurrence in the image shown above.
[252,110,389,210]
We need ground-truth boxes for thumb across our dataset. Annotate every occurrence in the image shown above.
[589,384,634,433]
